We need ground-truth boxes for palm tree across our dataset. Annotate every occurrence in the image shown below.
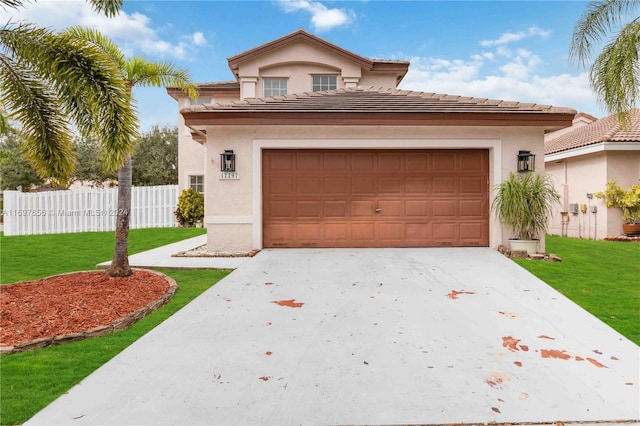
[570,0,640,124]
[0,0,136,187]
[64,27,197,277]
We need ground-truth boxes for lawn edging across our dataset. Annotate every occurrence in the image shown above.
[0,269,177,355]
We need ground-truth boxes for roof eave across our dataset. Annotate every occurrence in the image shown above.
[183,111,575,130]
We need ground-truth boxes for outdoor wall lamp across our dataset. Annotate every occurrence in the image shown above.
[220,150,236,172]
[517,150,536,172]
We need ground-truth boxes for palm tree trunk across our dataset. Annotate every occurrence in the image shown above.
[106,155,132,277]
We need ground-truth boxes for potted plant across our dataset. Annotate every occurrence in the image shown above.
[594,181,640,235]
[492,172,560,254]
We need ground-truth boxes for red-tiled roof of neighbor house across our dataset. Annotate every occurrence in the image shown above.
[545,109,640,154]
[180,87,575,129]
[167,81,240,100]
[196,81,240,90]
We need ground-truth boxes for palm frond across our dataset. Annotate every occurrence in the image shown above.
[87,0,123,17]
[125,58,198,100]
[590,19,640,124]
[570,0,639,67]
[0,51,76,186]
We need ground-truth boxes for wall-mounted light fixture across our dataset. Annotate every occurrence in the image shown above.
[220,150,236,172]
[517,150,536,172]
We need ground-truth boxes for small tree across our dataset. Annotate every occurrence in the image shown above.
[131,125,178,186]
[0,126,43,191]
[175,188,204,227]
[492,172,560,241]
[595,181,640,224]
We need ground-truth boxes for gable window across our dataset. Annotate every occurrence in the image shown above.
[263,78,288,97]
[312,75,337,91]
[189,175,204,193]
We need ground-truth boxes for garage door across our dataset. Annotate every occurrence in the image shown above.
[262,149,489,248]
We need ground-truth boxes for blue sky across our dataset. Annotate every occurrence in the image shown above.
[5,0,607,130]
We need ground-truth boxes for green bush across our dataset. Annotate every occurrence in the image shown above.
[174,188,204,227]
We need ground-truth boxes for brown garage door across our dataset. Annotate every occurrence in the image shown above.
[263,149,489,248]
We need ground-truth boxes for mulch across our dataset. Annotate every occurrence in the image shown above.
[0,270,169,347]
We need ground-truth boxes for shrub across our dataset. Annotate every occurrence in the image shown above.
[175,188,204,227]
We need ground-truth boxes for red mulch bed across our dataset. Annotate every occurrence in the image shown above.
[0,270,169,347]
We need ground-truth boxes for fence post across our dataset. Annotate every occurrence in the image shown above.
[2,191,19,236]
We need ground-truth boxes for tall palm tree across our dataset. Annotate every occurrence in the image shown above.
[0,0,136,187]
[570,0,640,124]
[65,27,197,277]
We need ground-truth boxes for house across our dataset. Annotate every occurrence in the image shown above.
[168,29,575,253]
[545,110,640,239]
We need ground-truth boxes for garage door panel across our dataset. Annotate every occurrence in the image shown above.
[267,177,294,194]
[378,223,404,241]
[378,153,403,171]
[459,176,483,194]
[352,154,375,170]
[406,200,429,217]
[296,152,322,171]
[324,177,349,194]
[297,177,322,195]
[296,223,322,241]
[351,223,375,240]
[351,177,376,194]
[406,154,429,171]
[352,200,375,217]
[432,152,456,171]
[324,201,348,218]
[325,223,348,241]
[263,149,488,248]
[432,200,456,217]
[296,201,321,218]
[406,177,429,194]
[459,200,484,217]
[432,222,456,239]
[268,201,294,219]
[432,177,456,194]
[379,177,404,194]
[378,200,404,217]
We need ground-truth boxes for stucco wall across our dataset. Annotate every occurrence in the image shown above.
[201,125,546,253]
[546,150,640,239]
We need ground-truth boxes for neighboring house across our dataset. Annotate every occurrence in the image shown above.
[545,110,640,239]
[168,29,575,253]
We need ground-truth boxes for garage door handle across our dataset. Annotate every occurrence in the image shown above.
[375,208,382,213]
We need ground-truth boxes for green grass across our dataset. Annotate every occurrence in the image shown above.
[0,228,228,425]
[515,236,640,345]
[0,227,205,283]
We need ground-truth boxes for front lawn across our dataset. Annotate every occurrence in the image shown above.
[0,229,228,426]
[515,236,640,345]
[0,227,206,283]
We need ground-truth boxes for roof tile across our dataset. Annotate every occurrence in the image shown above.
[545,109,640,154]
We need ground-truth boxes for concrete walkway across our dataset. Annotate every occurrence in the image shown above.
[96,235,251,270]
[31,248,639,425]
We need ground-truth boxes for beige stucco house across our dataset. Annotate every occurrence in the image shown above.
[168,29,575,253]
[545,110,640,239]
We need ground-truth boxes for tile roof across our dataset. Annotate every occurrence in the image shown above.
[545,109,640,154]
[181,87,575,115]
[197,81,240,90]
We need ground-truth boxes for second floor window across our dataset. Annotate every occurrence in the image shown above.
[263,78,288,97]
[312,75,337,91]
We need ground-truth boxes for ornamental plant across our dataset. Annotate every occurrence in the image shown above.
[491,172,560,241]
[594,181,640,224]
[175,188,204,227]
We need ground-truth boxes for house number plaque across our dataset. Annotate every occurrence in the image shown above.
[219,172,239,180]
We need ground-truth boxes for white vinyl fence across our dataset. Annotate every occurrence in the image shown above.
[2,185,179,236]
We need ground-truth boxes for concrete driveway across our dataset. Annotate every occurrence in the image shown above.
[27,248,639,425]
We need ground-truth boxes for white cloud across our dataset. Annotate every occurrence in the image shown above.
[3,1,204,60]
[192,32,207,47]
[277,0,354,32]
[400,54,597,115]
[480,26,550,47]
